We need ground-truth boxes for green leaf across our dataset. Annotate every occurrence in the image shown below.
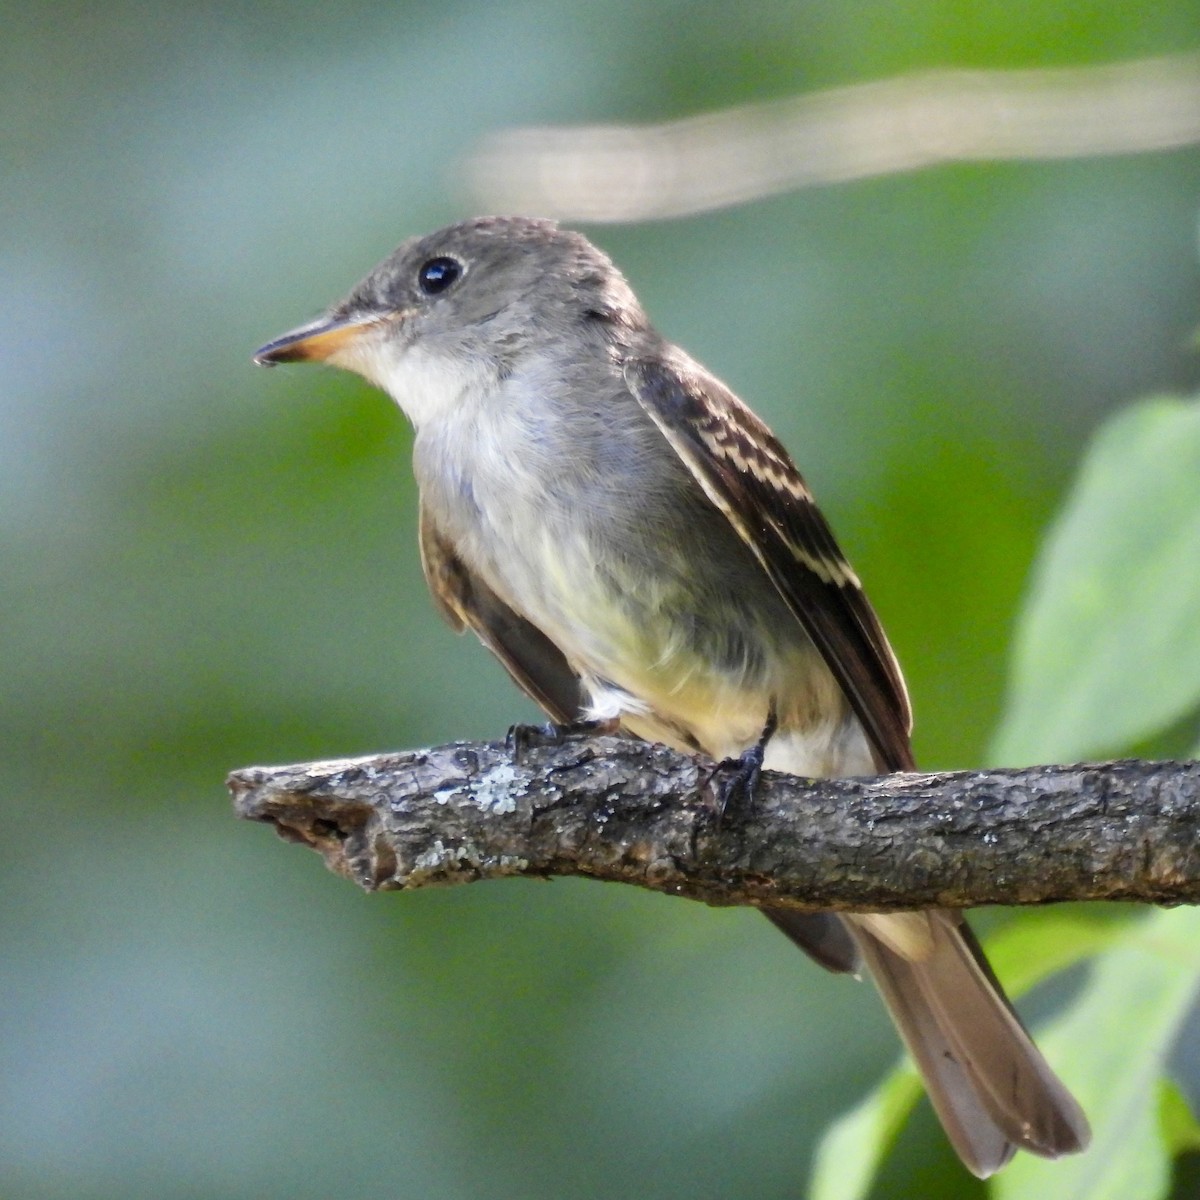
[991,399,1200,765]
[809,1065,924,1200]
[808,909,1131,1200]
[982,907,1136,996]
[991,906,1200,1200]
[1158,1080,1200,1158]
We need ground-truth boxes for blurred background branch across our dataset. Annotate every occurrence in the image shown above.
[230,740,1200,909]
[468,53,1200,220]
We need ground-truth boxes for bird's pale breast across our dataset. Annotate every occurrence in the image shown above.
[411,359,870,774]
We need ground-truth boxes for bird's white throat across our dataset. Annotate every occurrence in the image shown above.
[346,340,498,431]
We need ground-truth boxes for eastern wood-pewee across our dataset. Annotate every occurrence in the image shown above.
[254,216,1089,1176]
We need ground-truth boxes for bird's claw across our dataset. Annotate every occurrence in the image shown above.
[708,704,777,825]
[710,741,767,824]
[506,717,618,763]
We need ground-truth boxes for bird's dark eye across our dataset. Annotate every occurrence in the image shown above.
[417,256,463,295]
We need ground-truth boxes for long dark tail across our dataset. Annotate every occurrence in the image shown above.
[851,910,1089,1176]
[767,907,1090,1177]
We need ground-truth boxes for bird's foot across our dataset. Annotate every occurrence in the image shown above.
[712,742,767,820]
[709,704,778,824]
[506,717,619,763]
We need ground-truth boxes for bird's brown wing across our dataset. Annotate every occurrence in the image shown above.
[419,504,586,725]
[628,356,1092,1173]
[625,354,914,772]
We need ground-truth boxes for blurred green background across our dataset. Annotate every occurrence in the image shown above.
[4,4,1200,1198]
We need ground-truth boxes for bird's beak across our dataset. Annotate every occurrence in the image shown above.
[253,311,391,367]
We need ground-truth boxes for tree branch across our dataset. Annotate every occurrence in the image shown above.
[227,735,1200,911]
[467,54,1200,222]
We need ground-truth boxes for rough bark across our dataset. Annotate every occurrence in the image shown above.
[227,735,1200,911]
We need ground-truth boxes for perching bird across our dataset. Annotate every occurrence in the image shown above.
[254,215,1089,1176]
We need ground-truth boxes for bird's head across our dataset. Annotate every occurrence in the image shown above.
[254,217,646,419]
